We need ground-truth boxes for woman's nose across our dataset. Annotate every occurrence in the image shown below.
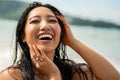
[39,20,50,30]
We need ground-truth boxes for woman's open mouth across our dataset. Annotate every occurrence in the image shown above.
[38,34,53,41]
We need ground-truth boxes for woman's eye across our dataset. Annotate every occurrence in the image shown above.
[49,19,57,23]
[30,20,40,24]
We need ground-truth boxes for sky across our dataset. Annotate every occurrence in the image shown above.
[21,0,120,25]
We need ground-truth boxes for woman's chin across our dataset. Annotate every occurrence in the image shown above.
[37,45,55,52]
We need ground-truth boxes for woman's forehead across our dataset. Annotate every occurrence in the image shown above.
[28,7,56,19]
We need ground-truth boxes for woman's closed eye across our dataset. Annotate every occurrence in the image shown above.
[48,19,58,23]
[30,20,40,24]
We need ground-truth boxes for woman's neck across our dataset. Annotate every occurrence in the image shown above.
[45,50,55,61]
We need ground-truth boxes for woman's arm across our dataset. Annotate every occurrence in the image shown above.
[57,15,120,80]
[70,39,120,80]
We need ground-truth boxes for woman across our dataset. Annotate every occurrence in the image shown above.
[0,2,119,80]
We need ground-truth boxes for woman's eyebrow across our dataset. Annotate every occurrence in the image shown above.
[29,15,41,21]
[47,15,56,18]
[29,15,56,21]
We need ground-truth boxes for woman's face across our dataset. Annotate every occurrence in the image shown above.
[24,7,61,53]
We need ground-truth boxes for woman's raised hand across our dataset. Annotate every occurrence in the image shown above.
[57,15,76,47]
[29,44,61,80]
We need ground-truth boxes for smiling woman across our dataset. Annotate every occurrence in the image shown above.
[0,1,120,80]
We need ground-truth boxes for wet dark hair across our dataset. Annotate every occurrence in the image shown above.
[14,2,89,80]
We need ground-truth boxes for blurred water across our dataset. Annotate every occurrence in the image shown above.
[0,19,120,72]
[68,25,120,72]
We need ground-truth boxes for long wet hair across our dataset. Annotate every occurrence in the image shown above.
[14,2,89,80]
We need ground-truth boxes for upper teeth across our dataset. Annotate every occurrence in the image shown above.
[38,34,52,39]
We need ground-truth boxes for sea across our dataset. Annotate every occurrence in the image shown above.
[0,19,120,72]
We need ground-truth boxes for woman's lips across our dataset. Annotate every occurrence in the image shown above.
[38,34,53,40]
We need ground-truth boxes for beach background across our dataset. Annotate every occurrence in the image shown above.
[0,0,120,72]
[0,19,120,72]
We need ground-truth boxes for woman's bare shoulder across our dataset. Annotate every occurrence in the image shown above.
[0,67,24,80]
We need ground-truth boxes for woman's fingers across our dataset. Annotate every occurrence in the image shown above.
[34,45,45,61]
[56,15,68,44]
[56,15,75,46]
[29,44,36,59]
[39,48,45,59]
[29,44,40,68]
[56,15,66,24]
[32,45,40,57]
[29,44,45,67]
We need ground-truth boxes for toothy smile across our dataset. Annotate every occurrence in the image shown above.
[38,34,53,40]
